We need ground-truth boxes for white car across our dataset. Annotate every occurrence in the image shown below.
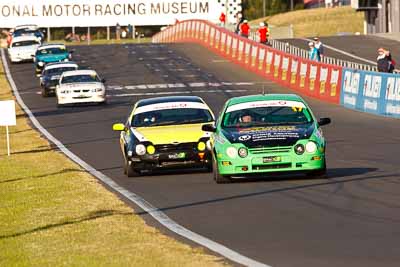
[14,24,38,31]
[8,36,41,63]
[56,70,106,106]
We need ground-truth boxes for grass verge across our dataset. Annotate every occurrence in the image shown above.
[251,6,364,38]
[0,58,226,266]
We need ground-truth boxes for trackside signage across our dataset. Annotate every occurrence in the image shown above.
[0,0,223,27]
[0,100,16,156]
[0,100,16,126]
[341,68,400,118]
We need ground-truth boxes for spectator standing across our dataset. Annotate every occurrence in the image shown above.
[314,37,324,59]
[240,20,250,38]
[257,22,268,45]
[377,47,393,73]
[235,12,244,34]
[308,42,320,61]
[219,12,226,27]
[387,50,396,73]
[116,23,121,40]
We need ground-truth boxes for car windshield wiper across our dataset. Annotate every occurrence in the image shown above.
[175,118,208,124]
[150,121,178,126]
[261,121,310,126]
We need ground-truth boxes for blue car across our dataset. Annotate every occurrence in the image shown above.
[39,61,79,97]
[34,44,73,76]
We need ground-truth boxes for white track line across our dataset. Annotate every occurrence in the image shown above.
[111,89,248,97]
[300,37,377,65]
[1,49,270,267]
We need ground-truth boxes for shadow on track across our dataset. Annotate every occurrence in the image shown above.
[135,168,399,216]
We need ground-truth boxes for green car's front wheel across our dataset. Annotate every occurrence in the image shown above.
[124,158,140,177]
[212,154,231,184]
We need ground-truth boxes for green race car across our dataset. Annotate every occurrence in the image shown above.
[202,94,331,183]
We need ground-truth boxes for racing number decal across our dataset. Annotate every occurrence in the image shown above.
[291,106,303,112]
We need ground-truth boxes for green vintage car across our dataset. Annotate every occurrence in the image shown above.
[202,94,331,183]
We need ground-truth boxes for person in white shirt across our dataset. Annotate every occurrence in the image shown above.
[313,37,324,59]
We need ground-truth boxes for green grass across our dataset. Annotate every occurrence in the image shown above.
[0,59,226,266]
[251,6,364,38]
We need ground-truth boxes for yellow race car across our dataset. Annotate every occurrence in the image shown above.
[113,96,215,177]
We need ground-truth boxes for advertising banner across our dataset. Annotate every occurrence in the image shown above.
[341,68,400,118]
[0,0,228,27]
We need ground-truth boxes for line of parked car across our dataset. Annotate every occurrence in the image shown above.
[7,24,106,107]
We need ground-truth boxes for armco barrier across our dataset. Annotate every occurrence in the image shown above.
[341,68,400,118]
[153,20,342,105]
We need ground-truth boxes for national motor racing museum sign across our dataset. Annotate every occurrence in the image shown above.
[0,0,240,27]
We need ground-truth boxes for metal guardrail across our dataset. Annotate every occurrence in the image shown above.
[249,36,400,74]
[267,38,379,72]
[182,21,399,74]
[247,31,400,74]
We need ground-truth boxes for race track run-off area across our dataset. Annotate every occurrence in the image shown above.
[5,43,400,267]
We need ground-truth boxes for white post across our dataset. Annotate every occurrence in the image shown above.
[87,27,90,45]
[6,125,10,156]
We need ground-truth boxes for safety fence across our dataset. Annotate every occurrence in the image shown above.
[341,69,400,118]
[266,38,380,72]
[153,19,341,104]
[152,20,400,118]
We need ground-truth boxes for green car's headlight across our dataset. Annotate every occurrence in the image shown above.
[226,147,237,158]
[38,61,44,67]
[294,144,305,155]
[305,141,317,153]
[238,147,248,158]
[135,144,146,155]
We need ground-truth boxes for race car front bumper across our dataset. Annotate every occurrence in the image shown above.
[57,91,106,105]
[129,149,212,170]
[216,146,325,177]
[10,55,34,63]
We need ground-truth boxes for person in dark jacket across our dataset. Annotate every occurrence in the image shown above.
[377,48,391,73]
[235,12,244,34]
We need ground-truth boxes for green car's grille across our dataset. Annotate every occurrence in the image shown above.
[252,163,292,170]
[249,146,292,154]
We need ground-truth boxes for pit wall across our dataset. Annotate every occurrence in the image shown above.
[152,20,400,118]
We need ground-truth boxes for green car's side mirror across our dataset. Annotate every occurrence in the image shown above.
[318,118,331,126]
[202,124,216,132]
[113,123,125,131]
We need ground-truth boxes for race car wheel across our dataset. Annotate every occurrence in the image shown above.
[212,153,231,184]
[41,88,48,97]
[124,158,140,177]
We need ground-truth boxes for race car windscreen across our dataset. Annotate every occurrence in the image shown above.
[37,47,66,55]
[132,108,213,127]
[44,67,77,76]
[12,40,40,47]
[223,103,313,128]
[61,74,100,84]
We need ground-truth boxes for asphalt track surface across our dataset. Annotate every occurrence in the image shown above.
[282,35,400,67]
[7,43,400,267]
